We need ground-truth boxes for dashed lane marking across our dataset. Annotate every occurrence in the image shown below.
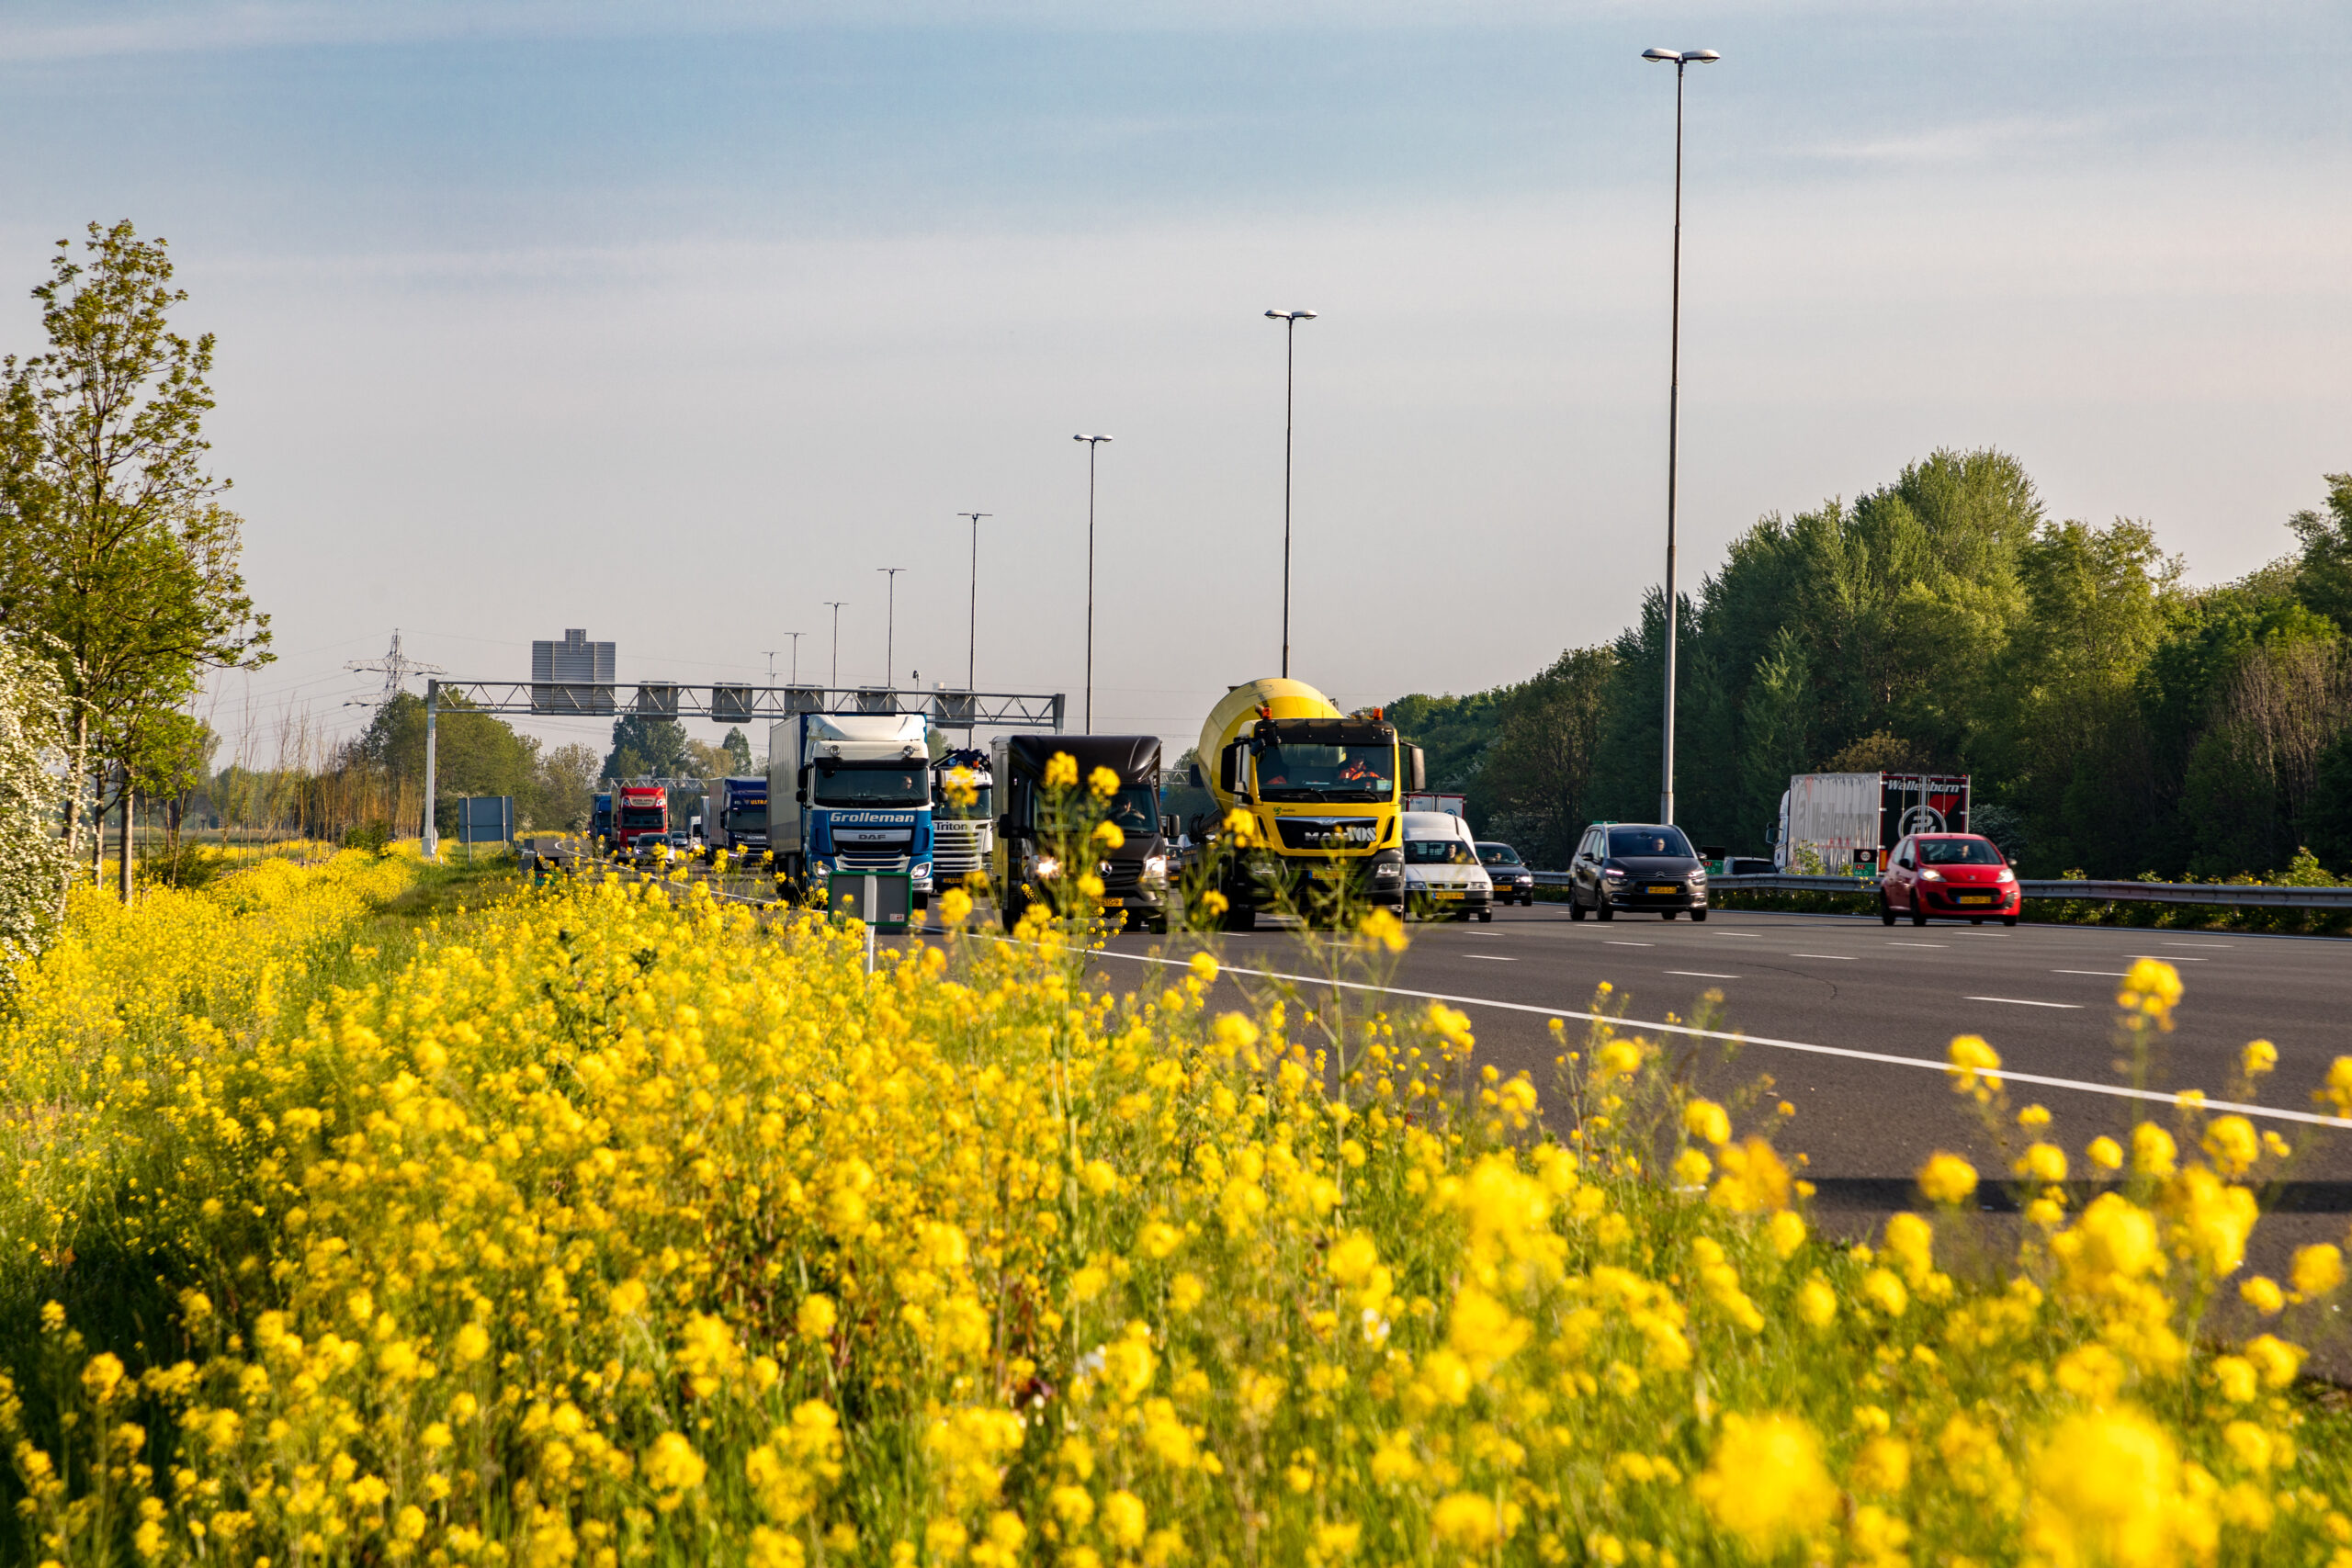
[1789,953,1856,961]
[1463,954,1517,962]
[1885,942,1947,949]
[1966,996,2083,1010]
[2054,969,2127,977]
[1603,940,1655,948]
[1666,970,1740,979]
[1066,947,2348,1130]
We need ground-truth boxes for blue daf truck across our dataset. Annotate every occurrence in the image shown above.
[767,712,933,906]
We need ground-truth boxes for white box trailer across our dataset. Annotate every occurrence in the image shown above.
[1776,772,1971,874]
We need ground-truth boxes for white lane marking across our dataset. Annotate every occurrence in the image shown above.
[1789,953,1856,961]
[1886,942,1947,949]
[1603,940,1655,948]
[1070,947,2349,1129]
[1967,996,2083,1010]
[2054,969,2127,977]
[1667,970,1740,979]
[1463,954,1517,962]
[2162,942,2233,949]
[2137,953,2208,962]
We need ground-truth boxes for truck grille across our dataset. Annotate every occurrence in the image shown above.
[933,819,989,878]
[835,851,910,873]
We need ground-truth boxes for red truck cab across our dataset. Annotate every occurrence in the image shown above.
[615,785,669,852]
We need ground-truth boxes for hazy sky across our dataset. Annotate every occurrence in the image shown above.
[3,0,2346,765]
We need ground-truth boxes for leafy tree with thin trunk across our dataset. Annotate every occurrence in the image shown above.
[0,221,269,900]
[0,634,75,969]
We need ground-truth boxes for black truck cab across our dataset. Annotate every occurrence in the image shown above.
[989,734,1171,933]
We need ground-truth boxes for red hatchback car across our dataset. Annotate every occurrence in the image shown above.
[1880,833,2019,926]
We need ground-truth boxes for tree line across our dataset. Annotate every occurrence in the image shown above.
[1395,449,2352,879]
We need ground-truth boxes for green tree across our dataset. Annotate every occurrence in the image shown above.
[528,743,602,832]
[0,222,270,898]
[2289,472,2352,631]
[603,714,690,782]
[345,692,538,834]
[1477,646,1616,866]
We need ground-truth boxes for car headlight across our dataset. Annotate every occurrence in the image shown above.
[1996,868,2016,883]
[1143,854,1169,881]
[1688,867,1707,882]
[1035,855,1060,880]
[1920,868,1944,882]
[1604,866,1626,879]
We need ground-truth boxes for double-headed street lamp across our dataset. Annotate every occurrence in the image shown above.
[1073,434,1113,733]
[1265,309,1317,679]
[1642,46,1719,828]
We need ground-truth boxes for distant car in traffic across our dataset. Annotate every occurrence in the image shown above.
[1879,833,2018,926]
[1568,822,1708,921]
[1476,841,1535,906]
[1402,812,1493,921]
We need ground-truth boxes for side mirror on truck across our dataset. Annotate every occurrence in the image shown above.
[1220,742,1248,796]
[1408,746,1427,794]
[1187,763,1204,788]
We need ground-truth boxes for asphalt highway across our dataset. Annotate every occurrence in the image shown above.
[1078,903,2352,1190]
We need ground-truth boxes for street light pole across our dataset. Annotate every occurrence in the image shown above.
[785,632,804,686]
[1642,47,1718,827]
[877,569,906,691]
[1264,310,1317,679]
[957,512,990,692]
[1073,435,1113,733]
[824,601,845,694]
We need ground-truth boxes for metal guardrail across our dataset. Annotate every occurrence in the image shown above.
[1532,869,2352,911]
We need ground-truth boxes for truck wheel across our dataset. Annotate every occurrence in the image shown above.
[1226,901,1256,933]
[1146,917,1169,935]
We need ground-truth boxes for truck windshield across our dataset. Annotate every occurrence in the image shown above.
[814,763,929,807]
[1256,742,1394,802]
[619,807,663,829]
[730,805,768,831]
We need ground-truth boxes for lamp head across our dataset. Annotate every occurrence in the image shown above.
[1690,50,1722,62]
[1642,47,1679,62]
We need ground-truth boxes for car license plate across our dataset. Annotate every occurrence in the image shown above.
[1957,895,1991,905]
[1103,897,1125,907]
[1648,885,1678,896]
[1432,890,1461,901]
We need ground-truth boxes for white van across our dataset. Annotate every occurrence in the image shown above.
[1401,810,1493,921]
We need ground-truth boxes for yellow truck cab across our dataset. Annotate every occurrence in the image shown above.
[1193,677,1419,930]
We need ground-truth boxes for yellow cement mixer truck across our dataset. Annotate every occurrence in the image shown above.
[1188,677,1421,930]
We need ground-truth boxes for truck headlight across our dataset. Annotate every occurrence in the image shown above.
[1035,855,1061,880]
[1374,863,1401,879]
[1143,854,1169,882]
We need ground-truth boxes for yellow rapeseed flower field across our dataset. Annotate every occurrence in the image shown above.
[0,840,2347,1565]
